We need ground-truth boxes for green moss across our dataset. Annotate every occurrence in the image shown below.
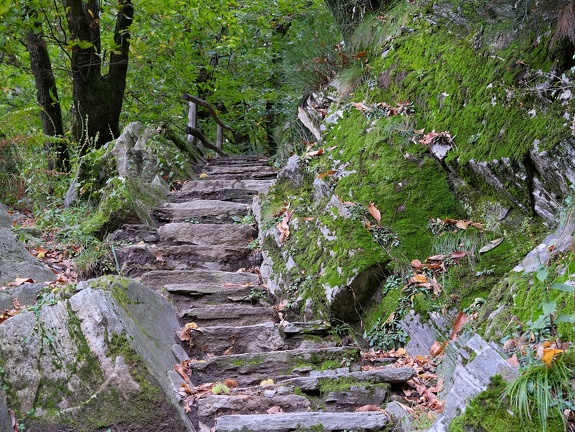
[449,375,565,432]
[317,375,390,396]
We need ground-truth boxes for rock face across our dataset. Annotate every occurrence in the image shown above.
[0,277,192,431]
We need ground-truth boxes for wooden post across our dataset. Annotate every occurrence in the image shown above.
[187,101,197,146]
[216,124,223,158]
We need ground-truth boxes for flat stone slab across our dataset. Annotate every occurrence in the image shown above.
[187,322,285,357]
[166,282,271,308]
[198,394,309,427]
[140,269,259,290]
[190,347,360,387]
[107,224,159,243]
[180,305,276,327]
[159,223,257,247]
[203,165,276,175]
[152,200,250,223]
[204,156,270,166]
[116,244,255,277]
[278,367,417,391]
[215,412,389,431]
[281,320,331,335]
[179,179,275,195]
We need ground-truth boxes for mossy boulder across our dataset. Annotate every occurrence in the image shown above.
[0,276,191,431]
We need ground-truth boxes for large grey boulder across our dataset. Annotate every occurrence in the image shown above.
[0,226,55,286]
[0,276,192,431]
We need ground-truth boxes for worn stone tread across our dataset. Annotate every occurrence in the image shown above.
[152,200,250,223]
[186,322,285,357]
[277,367,417,391]
[214,412,389,431]
[189,346,360,387]
[140,269,259,290]
[179,179,275,195]
[180,304,276,327]
[198,394,310,427]
[158,223,256,246]
[115,243,256,276]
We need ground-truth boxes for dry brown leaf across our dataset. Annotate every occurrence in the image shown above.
[223,346,234,356]
[305,149,324,157]
[411,259,423,269]
[455,220,469,230]
[450,312,468,341]
[368,202,381,224]
[426,254,446,261]
[9,278,35,286]
[174,363,191,384]
[430,340,448,356]
[317,170,337,179]
[267,406,284,414]
[412,274,428,283]
[450,251,468,260]
[541,348,564,365]
[355,405,383,412]
[224,379,238,388]
[506,354,520,368]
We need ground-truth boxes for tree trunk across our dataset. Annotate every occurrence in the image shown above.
[25,21,69,172]
[66,0,133,150]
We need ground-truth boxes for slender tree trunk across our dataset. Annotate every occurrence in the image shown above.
[25,21,69,172]
[66,0,133,150]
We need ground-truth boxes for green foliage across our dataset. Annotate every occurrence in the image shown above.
[503,351,575,432]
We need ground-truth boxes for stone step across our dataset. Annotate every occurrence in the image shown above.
[107,224,159,243]
[158,223,256,247]
[116,244,258,277]
[197,171,277,181]
[171,179,275,203]
[205,156,270,166]
[140,269,260,290]
[203,165,275,175]
[187,322,285,358]
[197,393,310,428]
[152,200,250,223]
[277,367,417,392]
[166,281,270,305]
[189,346,360,387]
[180,304,277,327]
[214,412,389,431]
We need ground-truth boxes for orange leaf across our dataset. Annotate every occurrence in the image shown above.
[317,170,337,179]
[368,202,381,224]
[9,278,35,286]
[354,405,382,412]
[541,348,564,365]
[266,406,284,414]
[305,149,323,157]
[450,312,468,341]
[430,340,448,356]
[412,274,428,283]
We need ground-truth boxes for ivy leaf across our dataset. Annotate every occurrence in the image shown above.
[555,314,575,324]
[535,267,548,283]
[542,300,557,316]
[550,282,575,292]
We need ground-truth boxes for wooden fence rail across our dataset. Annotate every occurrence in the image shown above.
[183,94,230,157]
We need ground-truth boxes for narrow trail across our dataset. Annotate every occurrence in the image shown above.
[112,156,416,432]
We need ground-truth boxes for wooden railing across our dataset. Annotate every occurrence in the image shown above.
[183,94,230,157]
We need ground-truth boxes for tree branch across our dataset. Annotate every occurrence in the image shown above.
[185,126,229,157]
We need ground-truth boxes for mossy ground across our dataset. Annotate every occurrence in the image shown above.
[449,375,565,432]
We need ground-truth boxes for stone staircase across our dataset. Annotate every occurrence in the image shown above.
[111,155,416,432]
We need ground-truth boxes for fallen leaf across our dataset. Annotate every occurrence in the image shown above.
[479,238,504,254]
[174,363,191,384]
[9,278,35,286]
[185,322,199,330]
[223,346,234,355]
[506,354,520,368]
[317,170,337,179]
[368,202,381,224]
[456,220,469,230]
[224,379,238,388]
[450,312,468,341]
[426,254,446,261]
[541,348,564,365]
[267,406,284,414]
[355,405,383,412]
[277,210,293,244]
[396,347,407,356]
[260,379,274,386]
[411,259,423,269]
[305,149,324,157]
[412,274,428,283]
[199,173,208,179]
[429,340,448,356]
[450,251,468,260]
